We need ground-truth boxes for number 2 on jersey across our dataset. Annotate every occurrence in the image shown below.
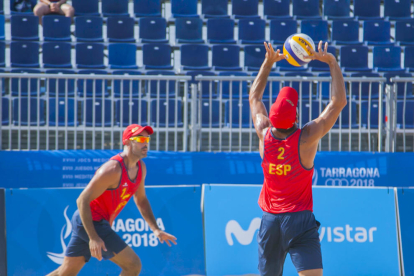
[277,147,285,159]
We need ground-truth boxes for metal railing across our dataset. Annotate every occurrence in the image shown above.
[0,73,412,152]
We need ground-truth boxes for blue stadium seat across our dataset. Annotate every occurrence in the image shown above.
[244,45,272,71]
[316,72,348,100]
[176,18,204,44]
[363,21,393,46]
[150,99,184,127]
[360,100,385,128]
[224,99,251,128]
[300,100,322,126]
[115,99,148,126]
[0,41,5,67]
[48,98,77,126]
[185,71,217,98]
[232,0,260,19]
[300,20,329,44]
[384,72,414,99]
[238,19,265,44]
[10,0,37,14]
[81,98,112,127]
[354,0,381,20]
[10,42,39,68]
[284,72,314,99]
[405,46,414,72]
[308,46,336,71]
[292,0,322,19]
[396,100,414,128]
[323,0,352,20]
[0,15,6,40]
[138,17,168,43]
[102,0,129,17]
[113,70,142,98]
[77,70,109,97]
[251,72,281,101]
[333,101,358,128]
[395,21,414,46]
[75,17,103,42]
[75,43,105,69]
[270,19,297,44]
[146,70,177,98]
[108,43,138,69]
[340,46,371,72]
[72,0,99,16]
[171,0,198,18]
[349,72,381,99]
[2,98,9,125]
[0,0,3,14]
[212,45,242,71]
[11,15,38,41]
[142,44,174,70]
[42,42,72,68]
[45,69,76,97]
[180,44,211,71]
[107,17,135,43]
[218,71,249,99]
[264,0,291,19]
[331,20,361,45]
[373,46,404,72]
[12,97,46,126]
[201,99,221,127]
[275,45,308,71]
[10,69,41,96]
[134,0,161,17]
[43,16,71,42]
[202,0,229,18]
[384,0,413,21]
[207,18,236,44]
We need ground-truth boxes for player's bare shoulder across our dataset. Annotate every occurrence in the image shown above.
[254,113,272,139]
[92,159,123,187]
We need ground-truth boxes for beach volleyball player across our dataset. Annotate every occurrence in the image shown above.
[249,41,347,276]
[47,124,177,276]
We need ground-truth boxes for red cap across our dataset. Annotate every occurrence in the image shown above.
[122,124,154,145]
[269,87,298,129]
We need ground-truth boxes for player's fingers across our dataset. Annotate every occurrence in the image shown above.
[268,43,275,54]
[165,240,172,247]
[324,42,328,54]
[263,41,269,53]
[306,45,316,55]
[318,41,322,53]
[102,243,107,252]
[169,238,178,245]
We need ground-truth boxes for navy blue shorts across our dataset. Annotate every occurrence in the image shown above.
[65,210,128,262]
[257,210,322,276]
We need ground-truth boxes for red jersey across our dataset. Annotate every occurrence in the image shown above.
[259,128,314,214]
[90,154,142,225]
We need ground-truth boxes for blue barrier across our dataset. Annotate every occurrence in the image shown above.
[203,185,401,276]
[5,186,204,276]
[0,151,413,188]
[397,188,414,275]
[0,189,6,276]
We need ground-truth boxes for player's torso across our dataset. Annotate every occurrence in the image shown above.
[90,154,142,224]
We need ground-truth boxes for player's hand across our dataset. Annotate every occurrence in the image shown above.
[303,41,336,64]
[154,229,177,247]
[89,237,107,261]
[263,42,286,65]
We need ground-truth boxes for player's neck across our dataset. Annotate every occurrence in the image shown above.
[272,126,297,139]
[120,152,140,170]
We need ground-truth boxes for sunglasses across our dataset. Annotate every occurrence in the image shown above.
[129,136,151,143]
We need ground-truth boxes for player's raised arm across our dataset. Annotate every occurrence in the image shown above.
[301,41,347,145]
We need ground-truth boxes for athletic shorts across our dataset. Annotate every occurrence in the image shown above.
[257,210,322,276]
[65,210,128,262]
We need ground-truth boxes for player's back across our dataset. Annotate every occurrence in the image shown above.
[259,127,314,214]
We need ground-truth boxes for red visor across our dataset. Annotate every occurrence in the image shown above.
[122,124,154,145]
[269,87,298,129]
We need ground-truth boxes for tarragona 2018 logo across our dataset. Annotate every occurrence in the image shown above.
[47,206,73,265]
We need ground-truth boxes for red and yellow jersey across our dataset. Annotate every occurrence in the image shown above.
[259,128,314,214]
[90,154,142,225]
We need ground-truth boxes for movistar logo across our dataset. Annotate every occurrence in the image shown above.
[225,218,261,246]
[47,206,73,265]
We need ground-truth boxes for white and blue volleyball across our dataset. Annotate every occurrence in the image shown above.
[283,33,315,67]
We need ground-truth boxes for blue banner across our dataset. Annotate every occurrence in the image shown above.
[0,189,6,276]
[397,188,414,276]
[203,185,401,276]
[5,186,204,276]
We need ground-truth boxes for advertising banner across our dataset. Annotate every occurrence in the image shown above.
[203,185,400,276]
[397,188,414,276]
[0,151,413,188]
[5,186,204,276]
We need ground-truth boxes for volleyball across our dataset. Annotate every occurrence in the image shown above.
[283,33,315,67]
